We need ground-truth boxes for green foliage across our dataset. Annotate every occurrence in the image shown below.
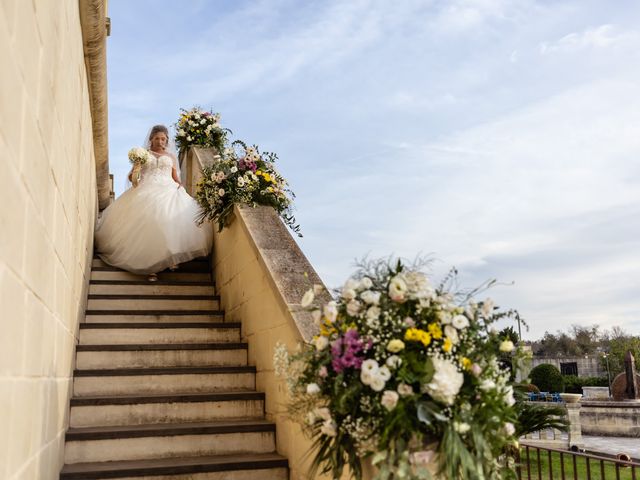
[562,375,609,394]
[530,364,565,393]
[605,335,640,375]
[512,385,568,437]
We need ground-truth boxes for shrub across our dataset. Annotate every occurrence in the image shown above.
[524,383,540,393]
[562,375,609,394]
[530,364,565,393]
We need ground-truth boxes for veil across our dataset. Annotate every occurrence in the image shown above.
[124,124,180,191]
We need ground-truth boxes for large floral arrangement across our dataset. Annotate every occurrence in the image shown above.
[194,141,301,236]
[274,259,524,479]
[175,107,229,153]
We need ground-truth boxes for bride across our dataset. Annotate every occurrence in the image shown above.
[95,124,212,281]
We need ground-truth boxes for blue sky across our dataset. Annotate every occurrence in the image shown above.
[106,0,640,339]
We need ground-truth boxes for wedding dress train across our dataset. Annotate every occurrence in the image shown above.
[95,153,212,274]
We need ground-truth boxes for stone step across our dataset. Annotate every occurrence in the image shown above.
[69,392,266,428]
[86,295,220,311]
[75,343,248,370]
[64,420,276,464]
[78,323,241,345]
[60,453,288,480]
[90,270,212,282]
[84,311,226,324]
[92,261,210,273]
[73,366,256,396]
[89,281,216,296]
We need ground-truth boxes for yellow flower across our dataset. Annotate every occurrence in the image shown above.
[405,328,432,347]
[320,320,337,337]
[263,173,272,182]
[428,323,442,340]
[443,338,453,353]
[419,331,432,347]
[461,357,472,370]
[256,170,263,176]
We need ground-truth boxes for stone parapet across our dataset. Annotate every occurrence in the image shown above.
[186,148,333,479]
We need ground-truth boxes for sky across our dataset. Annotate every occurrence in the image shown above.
[106,0,640,340]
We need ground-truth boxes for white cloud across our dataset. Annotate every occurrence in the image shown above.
[539,24,639,55]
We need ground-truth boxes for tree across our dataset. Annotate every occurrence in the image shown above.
[605,334,640,376]
[530,364,565,393]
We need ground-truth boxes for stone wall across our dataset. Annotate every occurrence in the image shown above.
[0,2,97,479]
[532,356,606,378]
[580,401,640,437]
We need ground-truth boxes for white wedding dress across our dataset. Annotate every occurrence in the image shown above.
[95,152,212,274]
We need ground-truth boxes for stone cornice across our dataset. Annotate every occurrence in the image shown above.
[79,0,111,210]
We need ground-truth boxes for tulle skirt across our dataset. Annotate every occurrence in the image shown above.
[95,180,212,274]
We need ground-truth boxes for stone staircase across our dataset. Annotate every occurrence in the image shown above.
[59,256,289,479]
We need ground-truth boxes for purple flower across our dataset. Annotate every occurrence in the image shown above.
[330,329,367,373]
[238,158,257,172]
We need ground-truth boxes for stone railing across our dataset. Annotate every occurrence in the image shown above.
[521,402,584,450]
[180,147,332,480]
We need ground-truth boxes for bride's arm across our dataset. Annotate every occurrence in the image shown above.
[172,166,182,187]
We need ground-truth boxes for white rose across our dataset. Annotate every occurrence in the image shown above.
[346,300,361,316]
[386,339,405,353]
[370,376,386,392]
[323,301,338,323]
[237,177,245,187]
[230,166,238,173]
[361,359,379,374]
[444,325,459,344]
[454,422,471,434]
[481,298,494,317]
[452,315,470,330]
[178,129,185,135]
[315,336,329,351]
[218,188,225,196]
[306,383,320,395]
[360,277,373,289]
[342,288,357,301]
[345,278,360,291]
[422,357,464,405]
[479,379,496,392]
[366,306,381,320]
[200,118,206,125]
[360,370,374,386]
[503,422,516,436]
[320,419,337,437]
[397,383,414,397]
[300,289,315,308]
[377,365,391,382]
[381,390,400,411]
[389,275,408,302]
[386,355,402,369]
[438,311,452,324]
[500,340,515,352]
[503,386,516,406]
[360,290,381,305]
[311,309,322,325]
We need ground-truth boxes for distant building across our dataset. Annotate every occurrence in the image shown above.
[531,355,606,378]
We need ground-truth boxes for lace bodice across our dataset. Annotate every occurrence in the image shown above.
[140,154,175,186]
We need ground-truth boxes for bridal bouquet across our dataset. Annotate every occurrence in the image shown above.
[128,147,152,186]
[175,107,229,153]
[194,141,301,236]
[274,259,524,479]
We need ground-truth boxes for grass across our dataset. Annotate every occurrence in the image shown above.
[518,448,637,480]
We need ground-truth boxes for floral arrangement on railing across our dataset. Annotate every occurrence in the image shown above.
[194,140,301,236]
[175,107,229,154]
[176,106,301,235]
[274,259,526,479]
